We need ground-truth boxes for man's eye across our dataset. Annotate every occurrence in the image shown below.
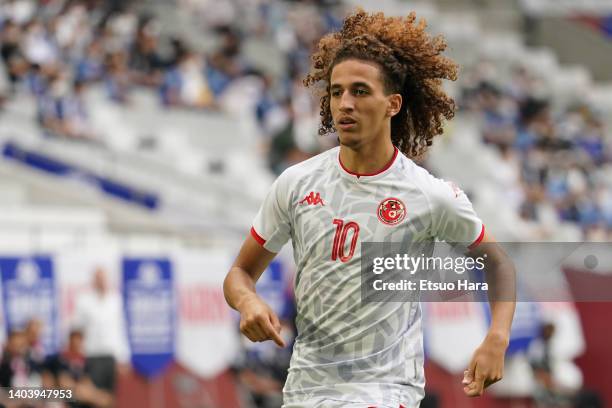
[331,90,342,97]
[354,89,368,95]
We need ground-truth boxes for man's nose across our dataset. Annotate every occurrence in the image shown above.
[339,91,354,111]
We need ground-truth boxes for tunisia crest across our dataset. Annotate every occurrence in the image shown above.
[377,197,406,225]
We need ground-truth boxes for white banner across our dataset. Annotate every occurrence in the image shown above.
[423,302,488,373]
[174,249,240,378]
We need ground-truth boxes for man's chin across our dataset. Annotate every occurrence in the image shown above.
[337,132,362,148]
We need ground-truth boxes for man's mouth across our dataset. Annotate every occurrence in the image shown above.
[337,117,357,130]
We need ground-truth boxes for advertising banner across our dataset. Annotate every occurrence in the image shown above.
[0,256,58,355]
[123,258,175,378]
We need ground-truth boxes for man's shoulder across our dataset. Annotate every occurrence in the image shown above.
[396,153,461,202]
[396,153,442,188]
[278,147,337,182]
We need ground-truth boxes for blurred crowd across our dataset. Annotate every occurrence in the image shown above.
[0,268,128,408]
[0,0,343,168]
[460,62,612,240]
[3,0,610,239]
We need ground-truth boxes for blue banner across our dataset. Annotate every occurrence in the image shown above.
[254,260,287,316]
[0,256,58,355]
[473,267,541,355]
[122,258,175,377]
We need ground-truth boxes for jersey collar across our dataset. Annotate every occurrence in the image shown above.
[337,146,400,181]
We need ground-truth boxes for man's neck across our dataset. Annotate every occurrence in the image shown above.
[339,139,396,176]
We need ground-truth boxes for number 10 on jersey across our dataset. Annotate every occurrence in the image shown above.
[331,219,360,262]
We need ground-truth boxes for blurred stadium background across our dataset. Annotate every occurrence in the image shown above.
[0,0,611,407]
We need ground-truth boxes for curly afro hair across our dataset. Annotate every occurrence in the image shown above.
[304,9,458,159]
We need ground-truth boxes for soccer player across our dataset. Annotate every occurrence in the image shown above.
[224,10,516,408]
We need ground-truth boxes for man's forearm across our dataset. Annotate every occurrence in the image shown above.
[483,244,516,340]
[223,266,259,312]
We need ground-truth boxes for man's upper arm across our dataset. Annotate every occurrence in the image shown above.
[233,233,278,283]
[239,170,293,281]
[467,230,504,262]
[431,178,484,248]
[252,172,292,253]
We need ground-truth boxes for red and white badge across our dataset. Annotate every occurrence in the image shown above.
[377,197,406,225]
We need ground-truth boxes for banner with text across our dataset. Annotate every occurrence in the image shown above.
[123,258,175,378]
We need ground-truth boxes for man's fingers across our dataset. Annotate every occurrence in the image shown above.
[239,308,286,347]
[464,385,483,397]
[242,325,263,342]
[269,310,282,334]
[241,317,268,342]
[463,363,485,397]
[463,379,485,397]
[263,316,286,348]
[462,370,471,385]
[484,373,502,388]
[463,358,476,384]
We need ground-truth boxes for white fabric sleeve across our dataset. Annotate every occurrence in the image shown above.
[430,179,485,248]
[251,171,292,253]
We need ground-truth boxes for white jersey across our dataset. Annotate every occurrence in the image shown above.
[251,146,484,408]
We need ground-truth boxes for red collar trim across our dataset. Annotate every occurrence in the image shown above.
[339,147,399,178]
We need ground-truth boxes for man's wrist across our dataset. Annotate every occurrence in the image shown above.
[485,329,510,347]
[235,292,259,312]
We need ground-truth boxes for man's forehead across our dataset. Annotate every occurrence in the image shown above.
[330,59,383,87]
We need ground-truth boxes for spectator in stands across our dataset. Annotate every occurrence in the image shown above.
[0,19,29,93]
[43,329,114,408]
[26,62,50,96]
[104,51,131,104]
[38,71,96,141]
[477,82,516,148]
[128,15,165,87]
[73,267,130,403]
[576,114,607,165]
[25,318,45,365]
[161,48,215,109]
[37,69,67,136]
[75,39,105,83]
[267,99,313,175]
[516,98,552,152]
[529,323,562,404]
[206,26,249,97]
[0,328,42,387]
[61,79,96,141]
[22,17,59,66]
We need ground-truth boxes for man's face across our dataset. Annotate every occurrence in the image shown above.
[93,268,108,294]
[69,333,83,351]
[330,59,399,149]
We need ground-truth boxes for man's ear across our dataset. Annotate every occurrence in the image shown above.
[387,94,402,117]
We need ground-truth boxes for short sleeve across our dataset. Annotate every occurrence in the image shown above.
[251,172,292,253]
[430,179,485,249]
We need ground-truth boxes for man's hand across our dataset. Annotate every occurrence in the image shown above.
[462,333,508,397]
[237,294,286,348]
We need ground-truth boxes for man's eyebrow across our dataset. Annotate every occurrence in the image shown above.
[330,82,372,89]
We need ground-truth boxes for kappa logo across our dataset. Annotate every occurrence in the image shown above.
[299,191,325,206]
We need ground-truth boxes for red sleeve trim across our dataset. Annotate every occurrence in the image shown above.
[250,227,266,246]
[468,224,485,250]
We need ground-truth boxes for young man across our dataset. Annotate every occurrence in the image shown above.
[224,10,515,408]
